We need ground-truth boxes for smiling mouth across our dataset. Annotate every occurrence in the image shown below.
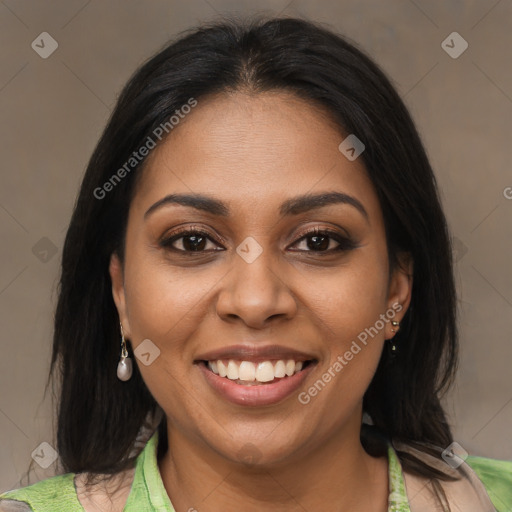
[199,359,316,386]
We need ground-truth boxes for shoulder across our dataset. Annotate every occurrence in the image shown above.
[391,439,512,512]
[465,454,512,510]
[0,472,81,511]
[466,453,512,480]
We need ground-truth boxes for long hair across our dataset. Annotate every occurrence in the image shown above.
[47,15,458,492]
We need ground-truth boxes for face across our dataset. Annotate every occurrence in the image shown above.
[110,91,412,466]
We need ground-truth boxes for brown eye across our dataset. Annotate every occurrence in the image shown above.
[290,228,358,253]
[160,229,223,252]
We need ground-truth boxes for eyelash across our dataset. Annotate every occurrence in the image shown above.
[159,225,358,255]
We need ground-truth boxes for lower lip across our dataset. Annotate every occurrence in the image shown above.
[197,361,316,407]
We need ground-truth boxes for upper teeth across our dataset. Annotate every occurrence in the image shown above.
[207,359,304,382]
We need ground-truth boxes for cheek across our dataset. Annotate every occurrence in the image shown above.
[313,254,389,338]
[121,256,210,413]
[308,250,389,394]
[123,250,218,343]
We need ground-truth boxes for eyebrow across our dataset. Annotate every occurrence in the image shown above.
[144,191,369,223]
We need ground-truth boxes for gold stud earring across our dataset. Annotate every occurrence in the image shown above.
[389,321,400,356]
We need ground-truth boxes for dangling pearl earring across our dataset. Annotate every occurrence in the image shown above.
[117,322,133,381]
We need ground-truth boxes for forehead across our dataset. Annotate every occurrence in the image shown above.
[131,91,382,223]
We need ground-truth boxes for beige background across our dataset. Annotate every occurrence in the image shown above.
[1,0,511,492]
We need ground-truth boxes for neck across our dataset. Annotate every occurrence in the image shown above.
[158,419,389,512]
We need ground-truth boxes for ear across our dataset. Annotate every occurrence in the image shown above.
[109,252,131,339]
[386,251,413,339]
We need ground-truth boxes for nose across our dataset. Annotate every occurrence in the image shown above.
[215,245,298,329]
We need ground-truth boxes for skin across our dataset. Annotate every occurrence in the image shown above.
[109,90,413,512]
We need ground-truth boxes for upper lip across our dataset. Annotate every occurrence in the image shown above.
[195,344,318,363]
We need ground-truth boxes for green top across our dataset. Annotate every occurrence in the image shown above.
[1,431,511,511]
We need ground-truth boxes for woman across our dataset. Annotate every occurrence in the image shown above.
[1,16,510,512]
